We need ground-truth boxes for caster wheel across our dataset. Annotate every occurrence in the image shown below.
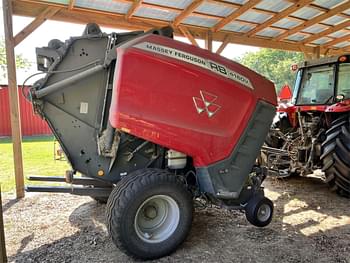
[245,195,273,227]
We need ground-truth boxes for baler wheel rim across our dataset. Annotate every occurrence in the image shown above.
[134,195,180,243]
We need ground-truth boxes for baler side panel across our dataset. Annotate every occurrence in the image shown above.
[109,35,276,166]
[197,101,276,197]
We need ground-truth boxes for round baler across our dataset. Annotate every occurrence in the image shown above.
[28,24,277,260]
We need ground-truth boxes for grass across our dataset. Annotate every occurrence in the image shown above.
[0,136,70,193]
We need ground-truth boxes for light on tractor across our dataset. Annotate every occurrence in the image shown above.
[338,56,347,62]
[97,170,104,176]
[290,64,298,72]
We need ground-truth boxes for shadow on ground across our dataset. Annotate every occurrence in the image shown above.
[5,176,350,263]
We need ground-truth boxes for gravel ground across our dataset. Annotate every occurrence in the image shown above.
[3,176,350,263]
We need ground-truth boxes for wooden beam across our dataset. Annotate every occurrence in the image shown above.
[178,25,199,47]
[14,6,60,46]
[322,34,350,48]
[286,0,350,20]
[173,0,204,26]
[302,20,350,44]
[216,35,230,54]
[2,0,25,199]
[205,30,213,51]
[13,0,327,54]
[313,46,321,59]
[276,1,350,41]
[212,0,262,32]
[245,0,312,37]
[125,0,142,20]
[0,187,7,263]
[68,0,75,10]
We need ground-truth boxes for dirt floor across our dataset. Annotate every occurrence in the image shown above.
[3,175,350,263]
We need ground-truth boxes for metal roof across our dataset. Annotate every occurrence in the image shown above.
[12,0,350,56]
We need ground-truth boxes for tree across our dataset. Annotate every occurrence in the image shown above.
[236,48,304,92]
[0,38,30,79]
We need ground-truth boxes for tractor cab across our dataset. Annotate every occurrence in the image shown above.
[292,55,350,106]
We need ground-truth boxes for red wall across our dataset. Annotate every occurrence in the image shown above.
[0,85,52,136]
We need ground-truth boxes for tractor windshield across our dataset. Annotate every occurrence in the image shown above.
[296,65,334,105]
[337,64,350,99]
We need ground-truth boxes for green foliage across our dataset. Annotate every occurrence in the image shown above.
[0,136,70,193]
[0,38,30,78]
[237,49,304,92]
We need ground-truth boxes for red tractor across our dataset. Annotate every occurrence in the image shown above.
[263,55,350,197]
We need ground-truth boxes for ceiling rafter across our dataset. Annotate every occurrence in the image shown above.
[133,2,330,36]
[173,0,204,26]
[322,33,350,48]
[125,0,142,20]
[13,0,318,54]
[275,1,350,41]
[178,25,199,47]
[12,0,350,56]
[138,4,350,36]
[24,0,350,36]
[302,20,350,44]
[212,0,262,32]
[286,0,350,20]
[245,0,313,37]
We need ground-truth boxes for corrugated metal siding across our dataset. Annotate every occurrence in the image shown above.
[0,86,52,136]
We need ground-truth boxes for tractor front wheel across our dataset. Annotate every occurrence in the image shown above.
[106,169,193,260]
[321,115,350,197]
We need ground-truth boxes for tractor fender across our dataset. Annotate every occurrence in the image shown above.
[325,99,350,113]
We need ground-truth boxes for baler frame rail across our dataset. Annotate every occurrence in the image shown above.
[26,174,112,197]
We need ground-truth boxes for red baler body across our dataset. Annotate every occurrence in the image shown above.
[109,34,276,167]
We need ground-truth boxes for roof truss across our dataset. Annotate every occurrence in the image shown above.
[12,0,350,56]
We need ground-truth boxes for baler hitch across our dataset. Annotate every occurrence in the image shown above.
[26,173,112,198]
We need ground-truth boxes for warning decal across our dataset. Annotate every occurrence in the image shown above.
[133,42,253,90]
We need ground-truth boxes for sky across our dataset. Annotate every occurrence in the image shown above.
[0,5,259,84]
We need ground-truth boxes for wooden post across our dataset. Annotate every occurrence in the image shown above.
[0,187,7,263]
[313,46,321,59]
[205,30,213,52]
[3,0,25,199]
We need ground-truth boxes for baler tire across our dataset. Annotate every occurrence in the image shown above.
[321,115,350,197]
[245,195,273,227]
[106,169,193,260]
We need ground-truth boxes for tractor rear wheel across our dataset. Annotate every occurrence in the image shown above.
[106,169,193,260]
[321,115,350,197]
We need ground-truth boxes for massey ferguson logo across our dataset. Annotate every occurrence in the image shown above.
[193,90,221,118]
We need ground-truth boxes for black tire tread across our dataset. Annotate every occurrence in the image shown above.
[322,115,350,197]
[106,168,193,259]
